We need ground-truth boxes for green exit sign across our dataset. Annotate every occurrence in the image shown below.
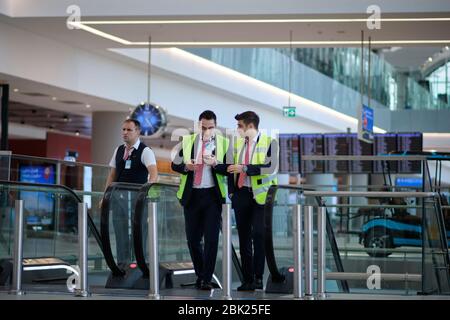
[283,106,296,117]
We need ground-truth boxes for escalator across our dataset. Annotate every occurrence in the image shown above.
[100,181,244,290]
[0,180,107,288]
[263,180,450,296]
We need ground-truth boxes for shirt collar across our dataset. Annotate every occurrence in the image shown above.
[126,139,140,150]
[247,132,259,144]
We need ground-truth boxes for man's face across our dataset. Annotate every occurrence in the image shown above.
[236,120,256,138]
[200,118,216,140]
[122,121,140,144]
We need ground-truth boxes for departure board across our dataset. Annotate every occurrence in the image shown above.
[299,134,324,173]
[349,133,373,173]
[397,132,423,173]
[278,134,300,173]
[373,133,398,173]
[323,133,350,173]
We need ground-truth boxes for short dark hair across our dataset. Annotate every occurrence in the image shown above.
[124,118,141,131]
[198,110,217,124]
[235,111,259,129]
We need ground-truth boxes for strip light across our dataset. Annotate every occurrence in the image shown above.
[79,17,450,24]
[68,23,450,46]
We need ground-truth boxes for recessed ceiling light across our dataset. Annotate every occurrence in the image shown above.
[13,88,19,92]
[85,104,91,108]
[75,130,80,136]
[52,97,57,101]
[428,57,433,62]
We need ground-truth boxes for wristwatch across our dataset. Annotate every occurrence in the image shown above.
[242,165,248,173]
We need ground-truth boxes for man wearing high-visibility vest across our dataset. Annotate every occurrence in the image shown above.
[171,110,229,291]
[227,111,278,291]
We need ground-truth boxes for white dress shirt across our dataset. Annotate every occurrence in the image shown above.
[109,139,156,168]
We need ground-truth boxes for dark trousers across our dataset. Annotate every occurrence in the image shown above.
[183,188,221,283]
[232,187,265,283]
[111,191,137,265]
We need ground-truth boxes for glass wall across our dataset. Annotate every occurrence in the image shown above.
[187,48,449,111]
[426,61,450,108]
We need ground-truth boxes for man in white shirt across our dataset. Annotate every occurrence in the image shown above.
[103,119,158,267]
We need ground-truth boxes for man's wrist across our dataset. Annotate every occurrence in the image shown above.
[242,165,248,173]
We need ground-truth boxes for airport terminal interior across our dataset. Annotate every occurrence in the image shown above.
[0,0,450,301]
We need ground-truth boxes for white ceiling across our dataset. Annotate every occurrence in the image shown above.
[3,0,450,17]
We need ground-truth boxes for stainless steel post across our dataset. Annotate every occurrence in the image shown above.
[76,203,89,297]
[293,204,303,299]
[11,200,24,295]
[222,203,232,300]
[148,201,160,300]
[304,205,314,299]
[317,206,327,299]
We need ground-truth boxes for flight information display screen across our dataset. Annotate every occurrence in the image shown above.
[397,132,423,173]
[373,133,398,173]
[349,133,374,173]
[323,133,350,173]
[278,132,423,175]
[279,134,300,174]
[299,134,324,173]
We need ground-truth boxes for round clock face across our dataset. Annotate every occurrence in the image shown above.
[130,103,167,136]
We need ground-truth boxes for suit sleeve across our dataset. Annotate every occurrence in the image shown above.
[213,140,232,175]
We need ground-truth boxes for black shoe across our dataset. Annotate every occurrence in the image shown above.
[237,282,255,291]
[254,278,263,290]
[200,281,214,290]
[195,278,202,289]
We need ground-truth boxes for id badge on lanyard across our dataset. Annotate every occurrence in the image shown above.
[125,160,132,169]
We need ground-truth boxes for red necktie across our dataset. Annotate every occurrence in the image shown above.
[123,146,132,160]
[238,137,250,188]
[193,140,205,186]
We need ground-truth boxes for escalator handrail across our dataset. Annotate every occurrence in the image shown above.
[100,182,142,276]
[133,182,244,282]
[0,179,105,260]
[264,184,349,292]
[264,184,315,281]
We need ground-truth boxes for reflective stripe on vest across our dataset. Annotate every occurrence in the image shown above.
[234,133,278,205]
[176,133,229,200]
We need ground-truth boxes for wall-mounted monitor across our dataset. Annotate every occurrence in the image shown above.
[19,164,56,235]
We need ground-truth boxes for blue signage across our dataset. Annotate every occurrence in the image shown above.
[395,177,423,188]
[359,104,374,143]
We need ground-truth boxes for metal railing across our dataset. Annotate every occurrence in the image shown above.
[267,185,450,296]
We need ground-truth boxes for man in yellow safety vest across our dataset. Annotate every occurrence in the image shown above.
[227,111,278,291]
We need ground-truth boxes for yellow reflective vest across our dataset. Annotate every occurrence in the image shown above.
[234,133,278,205]
[176,133,229,201]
